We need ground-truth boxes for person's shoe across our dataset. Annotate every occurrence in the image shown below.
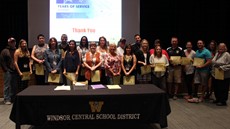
[187,98,199,103]
[173,95,178,100]
[204,93,210,100]
[212,100,219,104]
[198,97,204,102]
[216,102,227,106]
[4,101,12,105]
[184,95,192,100]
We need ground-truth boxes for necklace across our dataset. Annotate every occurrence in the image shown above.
[125,55,132,62]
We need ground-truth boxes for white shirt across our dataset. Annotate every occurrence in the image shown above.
[116,46,124,57]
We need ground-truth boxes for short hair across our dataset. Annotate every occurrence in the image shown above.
[218,43,228,52]
[61,34,67,38]
[119,37,126,43]
[8,37,16,43]
[108,43,117,53]
[37,34,45,40]
[134,34,140,38]
[154,39,161,45]
[89,41,97,47]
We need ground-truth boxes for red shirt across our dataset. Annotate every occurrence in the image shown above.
[149,49,170,60]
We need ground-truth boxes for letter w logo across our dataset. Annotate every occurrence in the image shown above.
[89,101,104,112]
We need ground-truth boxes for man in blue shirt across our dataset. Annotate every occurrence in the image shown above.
[188,40,212,103]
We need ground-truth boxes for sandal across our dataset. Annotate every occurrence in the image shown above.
[187,98,199,103]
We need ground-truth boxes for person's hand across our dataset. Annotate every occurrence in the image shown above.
[51,69,57,73]
[91,66,96,71]
[112,72,116,76]
[196,65,202,69]
[214,64,220,68]
[218,67,222,71]
[38,59,45,64]
[19,72,23,77]
[75,71,79,76]
[150,64,155,68]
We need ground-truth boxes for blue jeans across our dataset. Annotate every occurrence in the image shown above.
[3,71,17,102]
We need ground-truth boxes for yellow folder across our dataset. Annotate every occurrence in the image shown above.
[48,73,60,83]
[123,75,135,85]
[113,75,121,85]
[181,57,191,65]
[64,72,77,82]
[193,58,205,66]
[91,70,100,82]
[21,72,31,81]
[170,56,181,65]
[215,68,224,80]
[140,65,151,75]
[154,63,166,72]
[35,64,44,75]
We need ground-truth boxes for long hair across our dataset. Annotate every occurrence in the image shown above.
[68,40,77,51]
[154,46,162,58]
[18,39,30,57]
[208,40,218,55]
[48,37,58,49]
[98,36,108,51]
[124,44,134,55]
[80,36,89,49]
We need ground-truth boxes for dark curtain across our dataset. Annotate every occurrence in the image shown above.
[1,1,230,52]
[140,0,230,52]
[0,0,28,52]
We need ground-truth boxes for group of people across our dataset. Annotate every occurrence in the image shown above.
[0,34,229,107]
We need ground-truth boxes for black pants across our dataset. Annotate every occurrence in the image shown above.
[212,76,230,103]
[100,68,107,85]
[184,73,194,96]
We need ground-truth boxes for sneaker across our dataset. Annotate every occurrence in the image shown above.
[212,100,219,104]
[187,98,199,103]
[4,101,11,105]
[173,95,178,100]
[184,95,192,100]
[198,97,204,102]
[216,102,227,106]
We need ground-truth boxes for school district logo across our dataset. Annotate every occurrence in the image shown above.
[89,101,104,112]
